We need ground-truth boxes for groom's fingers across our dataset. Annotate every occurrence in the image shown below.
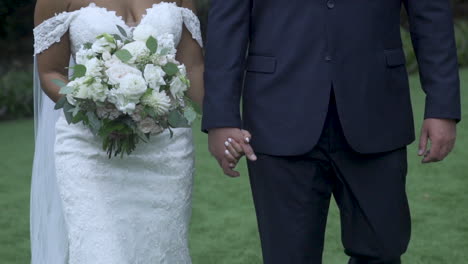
[418,127,429,157]
[221,159,240,177]
[241,143,257,161]
[227,138,243,155]
[422,141,443,163]
[241,130,252,143]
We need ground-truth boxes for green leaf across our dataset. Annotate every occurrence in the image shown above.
[102,33,115,43]
[184,96,202,114]
[72,64,87,79]
[112,34,122,41]
[60,85,74,95]
[146,36,158,55]
[64,111,73,124]
[168,110,190,128]
[99,121,128,138]
[87,112,101,134]
[116,25,128,38]
[71,111,87,124]
[54,96,67,110]
[83,42,93,49]
[52,79,67,88]
[183,106,197,124]
[168,127,174,139]
[62,100,75,124]
[159,48,171,56]
[162,62,179,76]
[144,106,158,118]
[115,49,133,63]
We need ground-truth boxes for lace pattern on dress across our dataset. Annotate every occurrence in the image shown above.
[33,11,78,55]
[180,7,203,48]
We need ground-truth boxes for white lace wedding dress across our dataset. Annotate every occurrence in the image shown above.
[32,2,202,264]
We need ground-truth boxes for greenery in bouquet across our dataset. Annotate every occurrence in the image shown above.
[54,25,199,158]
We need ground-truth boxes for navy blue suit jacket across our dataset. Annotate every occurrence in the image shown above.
[202,0,461,155]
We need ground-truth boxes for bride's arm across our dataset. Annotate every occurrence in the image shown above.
[34,0,72,103]
[176,0,205,109]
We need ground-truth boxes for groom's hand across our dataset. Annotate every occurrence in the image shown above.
[208,128,257,177]
[419,118,457,163]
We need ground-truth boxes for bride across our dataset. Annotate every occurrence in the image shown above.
[31,0,218,263]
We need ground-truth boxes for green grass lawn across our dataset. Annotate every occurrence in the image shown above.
[1,69,467,264]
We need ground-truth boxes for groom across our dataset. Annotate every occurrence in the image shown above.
[202,1,461,263]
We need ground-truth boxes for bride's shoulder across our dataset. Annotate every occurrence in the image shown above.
[179,0,197,12]
[35,0,95,25]
[34,0,72,26]
[161,0,196,12]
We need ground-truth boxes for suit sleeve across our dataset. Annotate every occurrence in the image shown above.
[201,0,251,132]
[403,0,461,121]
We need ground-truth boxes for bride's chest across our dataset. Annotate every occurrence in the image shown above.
[68,4,184,54]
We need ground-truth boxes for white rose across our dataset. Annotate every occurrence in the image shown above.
[169,76,188,99]
[104,54,123,68]
[87,78,108,102]
[118,74,147,100]
[70,77,91,100]
[105,63,142,85]
[75,48,95,65]
[141,90,171,115]
[91,37,116,54]
[108,74,147,114]
[70,77,108,102]
[133,24,158,42]
[144,64,166,90]
[107,88,136,114]
[65,78,85,104]
[84,58,103,78]
[122,41,150,63]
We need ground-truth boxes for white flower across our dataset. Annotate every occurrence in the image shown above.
[105,63,142,85]
[108,74,147,114]
[102,51,112,61]
[141,90,171,115]
[178,64,187,77]
[157,33,176,55]
[144,64,166,90]
[118,74,147,99]
[169,76,188,99]
[122,41,150,63]
[84,58,103,77]
[65,78,86,104]
[75,48,95,65]
[137,117,157,134]
[70,77,108,102]
[133,24,158,42]
[87,78,108,102]
[69,77,90,99]
[91,37,116,54]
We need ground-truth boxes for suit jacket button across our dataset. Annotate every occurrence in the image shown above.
[325,55,332,62]
[327,0,335,9]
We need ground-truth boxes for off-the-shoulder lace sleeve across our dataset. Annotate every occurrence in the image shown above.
[33,11,78,55]
[180,8,203,48]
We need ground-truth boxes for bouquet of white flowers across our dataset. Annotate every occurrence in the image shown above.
[54,25,198,158]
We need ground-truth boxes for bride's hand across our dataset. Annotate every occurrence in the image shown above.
[223,130,252,168]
